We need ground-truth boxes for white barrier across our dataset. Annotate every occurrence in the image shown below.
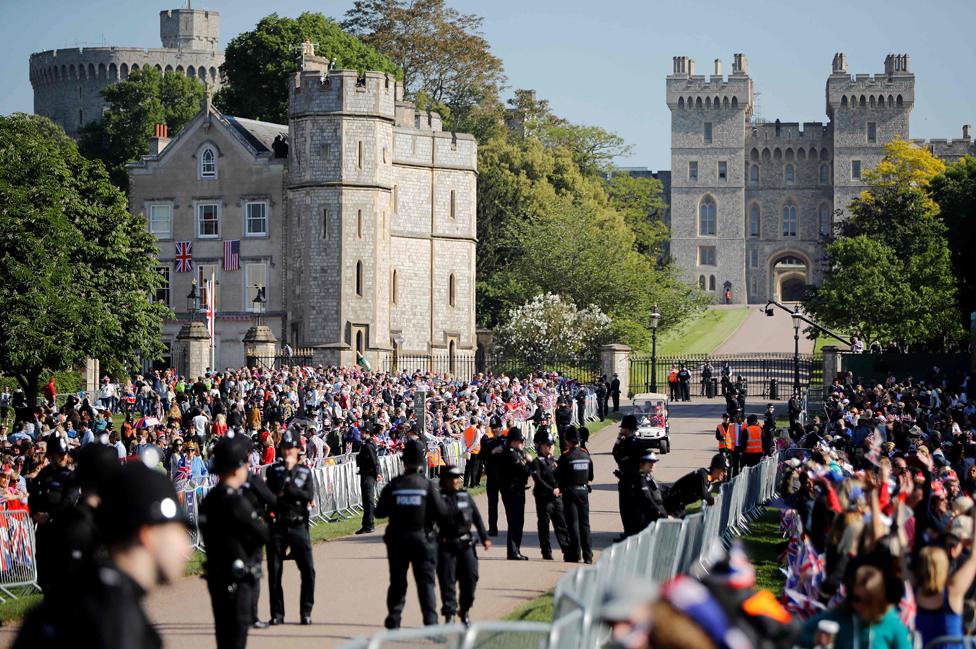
[0,511,38,600]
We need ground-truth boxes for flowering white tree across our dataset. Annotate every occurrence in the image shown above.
[496,293,612,364]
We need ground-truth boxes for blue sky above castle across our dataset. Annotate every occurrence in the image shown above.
[2,0,974,170]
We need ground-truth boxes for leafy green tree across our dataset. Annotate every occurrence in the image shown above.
[930,156,976,328]
[343,0,505,135]
[216,12,400,124]
[79,67,204,189]
[0,115,171,406]
[605,173,669,258]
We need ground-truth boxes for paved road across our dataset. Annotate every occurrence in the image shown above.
[715,305,816,355]
[0,402,728,648]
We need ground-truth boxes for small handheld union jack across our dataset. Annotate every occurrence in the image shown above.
[175,241,193,273]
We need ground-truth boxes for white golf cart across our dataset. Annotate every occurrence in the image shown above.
[631,392,671,454]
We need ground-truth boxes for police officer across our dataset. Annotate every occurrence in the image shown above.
[663,453,729,516]
[554,400,573,448]
[499,427,531,560]
[14,460,191,649]
[556,426,594,564]
[356,424,381,535]
[716,412,736,457]
[635,452,667,530]
[677,364,692,402]
[30,435,79,597]
[479,417,505,536]
[530,430,570,561]
[265,430,316,625]
[200,434,270,649]
[612,415,644,539]
[375,439,447,629]
[595,378,608,421]
[436,464,490,626]
[240,460,276,629]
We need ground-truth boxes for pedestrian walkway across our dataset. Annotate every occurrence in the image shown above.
[715,305,815,355]
[0,403,731,648]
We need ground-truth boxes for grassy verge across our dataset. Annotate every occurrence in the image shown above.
[741,507,785,596]
[503,590,554,622]
[655,307,749,356]
[0,593,42,624]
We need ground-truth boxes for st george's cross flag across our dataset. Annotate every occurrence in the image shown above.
[175,241,193,272]
[223,240,240,271]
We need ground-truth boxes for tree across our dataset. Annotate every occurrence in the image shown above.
[0,114,170,406]
[216,12,400,124]
[605,172,669,258]
[343,0,505,134]
[79,67,204,189]
[930,156,976,329]
[496,294,611,364]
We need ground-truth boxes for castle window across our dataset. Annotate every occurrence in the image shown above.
[148,203,173,239]
[703,122,713,144]
[896,95,903,107]
[867,122,877,144]
[244,263,267,312]
[841,95,848,107]
[750,148,759,162]
[383,147,388,163]
[391,270,398,305]
[819,204,832,236]
[718,161,727,180]
[199,146,217,179]
[698,246,716,266]
[851,160,862,180]
[698,196,716,236]
[689,161,698,181]
[450,190,456,219]
[678,97,685,109]
[749,164,759,184]
[196,202,220,239]
[731,97,738,108]
[393,184,399,214]
[357,141,363,169]
[819,164,830,185]
[78,109,84,126]
[322,209,329,239]
[750,249,758,267]
[699,275,706,290]
[709,275,716,291]
[154,266,171,306]
[782,202,798,237]
[785,164,795,185]
[244,200,268,237]
[357,209,364,239]
[449,273,457,307]
[859,96,866,107]
[355,261,364,297]
[749,204,760,237]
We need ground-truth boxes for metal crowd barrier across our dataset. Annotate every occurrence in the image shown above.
[0,510,39,600]
[339,452,783,649]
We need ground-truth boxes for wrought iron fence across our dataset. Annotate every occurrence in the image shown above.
[628,352,822,400]
[247,348,314,370]
[380,350,601,383]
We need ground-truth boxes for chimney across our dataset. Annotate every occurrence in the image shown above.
[149,123,170,155]
[964,124,972,140]
[714,59,722,76]
[688,58,696,76]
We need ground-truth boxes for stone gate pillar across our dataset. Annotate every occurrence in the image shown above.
[174,321,210,379]
[821,345,842,388]
[242,325,278,368]
[600,344,631,397]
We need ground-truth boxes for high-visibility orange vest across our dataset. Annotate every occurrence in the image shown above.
[463,426,480,454]
[668,369,679,384]
[744,425,764,454]
[717,423,736,451]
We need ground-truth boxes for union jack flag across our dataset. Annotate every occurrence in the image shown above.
[175,241,193,273]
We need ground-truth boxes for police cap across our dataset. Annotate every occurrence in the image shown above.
[211,434,250,475]
[507,427,525,443]
[710,453,730,472]
[74,443,120,491]
[639,452,660,463]
[533,430,554,447]
[279,429,300,450]
[402,439,426,467]
[564,426,580,443]
[45,434,69,458]
[99,462,190,543]
[621,414,638,431]
[440,464,463,479]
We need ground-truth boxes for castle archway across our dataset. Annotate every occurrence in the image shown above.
[770,253,809,302]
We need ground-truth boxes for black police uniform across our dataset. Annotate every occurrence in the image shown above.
[554,404,573,448]
[29,454,79,597]
[556,432,594,563]
[636,464,668,530]
[200,466,269,648]
[375,441,448,629]
[611,421,645,537]
[240,471,276,626]
[478,424,504,535]
[498,431,531,559]
[265,446,316,623]
[529,439,571,560]
[357,433,381,532]
[663,468,711,516]
[677,366,692,401]
[436,473,488,622]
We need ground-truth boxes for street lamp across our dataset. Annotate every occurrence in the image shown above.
[791,307,802,396]
[251,284,266,325]
[650,305,661,392]
[186,281,200,322]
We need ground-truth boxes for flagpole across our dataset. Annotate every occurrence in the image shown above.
[209,270,216,372]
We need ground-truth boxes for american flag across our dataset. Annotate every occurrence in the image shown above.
[175,241,193,273]
[223,239,240,271]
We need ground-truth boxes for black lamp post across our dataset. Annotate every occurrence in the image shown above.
[791,307,802,396]
[650,305,661,392]
[186,280,200,322]
[252,284,266,325]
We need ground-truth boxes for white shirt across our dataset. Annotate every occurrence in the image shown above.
[113,441,126,458]
[192,414,209,437]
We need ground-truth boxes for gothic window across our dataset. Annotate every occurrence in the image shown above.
[896,95,903,106]
[699,275,706,290]
[782,201,798,237]
[698,196,717,236]
[199,146,216,179]
[819,164,830,185]
[819,204,832,236]
[709,275,716,291]
[355,261,364,297]
[749,204,760,237]
[750,164,759,184]
[785,164,795,185]
[841,95,848,107]
[678,97,685,109]
[731,97,738,108]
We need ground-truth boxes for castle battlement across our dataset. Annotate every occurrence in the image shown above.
[290,67,397,121]
[667,54,752,110]
[748,121,831,142]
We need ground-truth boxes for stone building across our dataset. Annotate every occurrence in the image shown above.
[29,6,223,138]
[127,46,478,371]
[667,52,975,304]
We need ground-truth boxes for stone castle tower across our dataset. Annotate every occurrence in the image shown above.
[29,6,224,138]
[286,45,477,367]
[665,52,971,305]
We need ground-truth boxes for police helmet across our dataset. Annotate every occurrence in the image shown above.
[74,442,121,491]
[440,464,463,479]
[279,430,300,450]
[489,416,502,430]
[710,453,730,472]
[211,434,251,475]
[507,427,525,443]
[402,439,426,468]
[564,426,580,443]
[621,414,638,431]
[533,431,554,447]
[45,434,69,458]
[98,462,190,543]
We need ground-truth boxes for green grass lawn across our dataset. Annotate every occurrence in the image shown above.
[656,307,749,356]
[741,507,785,596]
[504,590,554,622]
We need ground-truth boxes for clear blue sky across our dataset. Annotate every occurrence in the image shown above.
[2,0,974,170]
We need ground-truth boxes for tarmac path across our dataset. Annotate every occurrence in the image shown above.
[715,305,816,355]
[0,400,730,648]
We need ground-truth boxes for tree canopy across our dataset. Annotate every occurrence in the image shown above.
[0,114,170,405]
[930,156,976,330]
[216,12,400,124]
[79,67,204,189]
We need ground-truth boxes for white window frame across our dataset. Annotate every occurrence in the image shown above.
[199,146,217,179]
[244,200,269,237]
[154,265,171,306]
[197,264,217,310]
[782,203,798,237]
[244,262,268,312]
[147,202,173,239]
[196,201,220,239]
